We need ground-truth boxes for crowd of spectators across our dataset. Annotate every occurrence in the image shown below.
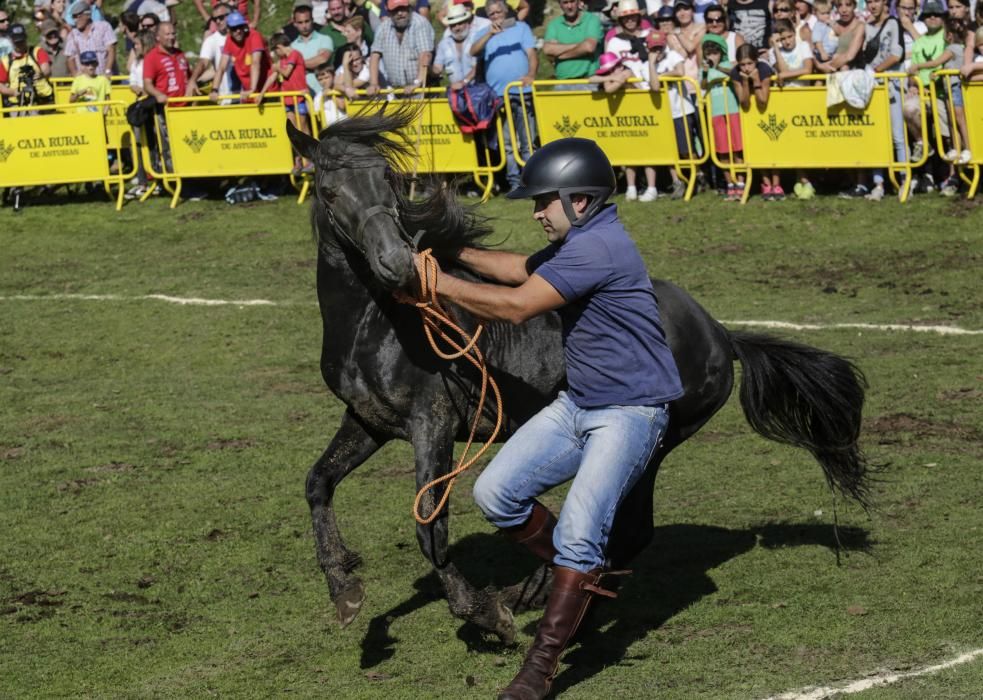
[2,0,982,201]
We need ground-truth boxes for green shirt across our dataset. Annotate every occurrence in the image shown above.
[543,11,603,80]
[911,29,946,89]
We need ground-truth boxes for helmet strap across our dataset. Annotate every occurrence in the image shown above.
[559,187,609,227]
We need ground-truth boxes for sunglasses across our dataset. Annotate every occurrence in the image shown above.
[706,15,724,22]
[46,30,60,37]
[213,13,229,19]
[774,6,792,11]
[0,17,10,22]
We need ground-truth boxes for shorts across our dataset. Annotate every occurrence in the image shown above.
[949,82,964,108]
[673,113,698,159]
[285,101,310,116]
[712,113,743,154]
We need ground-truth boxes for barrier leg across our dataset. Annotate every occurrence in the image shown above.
[683,164,697,202]
[297,177,310,205]
[140,180,157,202]
[740,168,752,204]
[966,164,980,199]
[169,179,182,209]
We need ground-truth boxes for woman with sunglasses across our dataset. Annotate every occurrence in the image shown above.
[701,4,743,61]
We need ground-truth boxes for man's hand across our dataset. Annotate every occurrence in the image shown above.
[155,93,168,104]
[520,74,534,86]
[403,83,416,96]
[208,88,220,102]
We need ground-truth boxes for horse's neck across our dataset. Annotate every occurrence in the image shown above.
[315,245,391,353]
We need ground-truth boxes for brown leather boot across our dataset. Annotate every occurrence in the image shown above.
[497,566,619,700]
[503,501,557,563]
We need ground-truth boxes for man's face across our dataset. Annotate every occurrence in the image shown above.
[391,6,411,30]
[74,9,92,30]
[449,20,471,40]
[486,3,507,23]
[328,0,346,22]
[211,8,230,33]
[157,23,177,50]
[533,194,574,243]
[0,13,10,35]
[229,24,248,44]
[46,30,62,47]
[559,0,579,21]
[294,9,314,36]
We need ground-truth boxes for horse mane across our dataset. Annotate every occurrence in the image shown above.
[317,102,494,258]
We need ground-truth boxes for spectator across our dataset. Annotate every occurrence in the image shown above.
[290,4,334,94]
[768,18,812,84]
[941,15,972,165]
[898,0,927,69]
[313,62,347,124]
[673,0,704,104]
[542,0,604,86]
[123,0,174,24]
[815,0,865,75]
[41,18,70,77]
[960,26,983,81]
[860,0,904,201]
[194,0,261,32]
[433,4,478,88]
[436,0,491,35]
[282,0,323,41]
[190,4,234,96]
[49,0,71,38]
[64,1,117,76]
[648,29,698,199]
[143,21,192,169]
[209,10,271,103]
[702,4,743,62]
[258,33,313,174]
[320,0,359,48]
[380,0,432,20]
[770,2,804,46]
[700,32,747,199]
[587,49,633,90]
[126,29,157,198]
[729,0,771,54]
[471,0,537,192]
[336,42,370,96]
[0,11,14,62]
[367,0,433,97]
[810,0,838,65]
[0,22,56,106]
[471,0,527,22]
[794,0,817,38]
[64,0,107,28]
[340,16,370,56]
[650,5,685,55]
[68,49,110,109]
[730,43,782,198]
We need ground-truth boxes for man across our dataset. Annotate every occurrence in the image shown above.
[0,22,55,107]
[542,0,603,86]
[281,0,323,41]
[143,21,192,170]
[319,0,374,54]
[289,3,334,94]
[41,19,70,78]
[64,0,117,77]
[190,3,234,95]
[209,10,270,103]
[415,139,682,700]
[366,0,433,96]
[471,0,537,191]
[433,3,477,88]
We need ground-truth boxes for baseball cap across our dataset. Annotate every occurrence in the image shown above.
[701,32,728,55]
[919,0,946,17]
[673,0,694,8]
[79,50,99,64]
[70,0,91,16]
[654,5,675,19]
[226,10,248,27]
[387,0,411,9]
[646,29,667,49]
[9,22,28,42]
[41,19,61,35]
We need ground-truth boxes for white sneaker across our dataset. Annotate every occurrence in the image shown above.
[911,141,924,161]
[864,184,884,201]
[625,186,638,201]
[945,148,960,161]
[960,150,972,164]
[639,187,658,202]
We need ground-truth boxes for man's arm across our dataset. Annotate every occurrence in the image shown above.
[457,247,534,285]
[434,270,565,324]
[248,50,262,95]
[105,42,116,76]
[523,46,538,84]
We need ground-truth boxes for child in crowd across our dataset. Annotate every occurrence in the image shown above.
[768,19,815,197]
[731,44,784,199]
[648,30,698,200]
[961,26,983,81]
[69,50,111,112]
[312,63,346,128]
[336,43,370,99]
[942,16,971,166]
[701,33,747,200]
[810,0,838,65]
[258,33,312,175]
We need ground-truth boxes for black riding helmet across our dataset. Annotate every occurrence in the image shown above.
[506,138,616,227]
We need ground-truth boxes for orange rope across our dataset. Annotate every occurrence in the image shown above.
[400,249,504,525]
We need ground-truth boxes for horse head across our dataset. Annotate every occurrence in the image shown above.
[288,105,493,291]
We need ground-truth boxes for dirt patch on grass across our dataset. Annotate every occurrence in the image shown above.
[1,446,24,461]
[865,412,983,444]
[937,387,983,402]
[85,461,136,474]
[206,438,257,450]
[57,478,101,493]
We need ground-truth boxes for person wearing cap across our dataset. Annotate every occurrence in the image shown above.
[366,0,433,97]
[193,0,260,32]
[586,49,634,90]
[542,0,604,86]
[433,3,477,89]
[209,10,271,102]
[41,18,70,77]
[68,49,110,109]
[434,0,490,33]
[0,22,56,106]
[903,0,951,163]
[287,3,335,95]
[189,2,234,95]
[406,138,681,700]
[64,0,117,76]
[604,0,653,44]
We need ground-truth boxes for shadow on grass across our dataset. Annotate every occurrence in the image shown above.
[359,521,871,679]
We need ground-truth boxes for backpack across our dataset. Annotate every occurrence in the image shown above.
[447,82,502,134]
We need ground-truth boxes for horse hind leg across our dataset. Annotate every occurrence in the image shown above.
[307,410,387,627]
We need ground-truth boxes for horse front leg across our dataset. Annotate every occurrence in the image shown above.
[412,426,517,645]
[307,409,387,627]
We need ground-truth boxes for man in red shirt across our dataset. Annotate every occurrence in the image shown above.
[209,10,270,103]
[142,22,191,171]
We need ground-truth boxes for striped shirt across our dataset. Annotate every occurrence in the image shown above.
[64,20,117,75]
[370,12,434,87]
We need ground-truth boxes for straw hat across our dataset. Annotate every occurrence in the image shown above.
[595,51,625,75]
[442,3,472,25]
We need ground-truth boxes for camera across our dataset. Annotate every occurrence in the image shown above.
[17,64,37,105]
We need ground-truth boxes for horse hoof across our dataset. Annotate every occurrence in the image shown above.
[493,598,516,646]
[335,579,365,627]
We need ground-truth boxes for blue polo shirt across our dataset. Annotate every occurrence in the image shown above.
[529,204,684,409]
[475,21,535,96]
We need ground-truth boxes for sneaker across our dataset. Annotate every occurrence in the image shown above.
[945,148,960,162]
[761,183,774,201]
[864,183,885,201]
[625,186,638,201]
[771,184,786,201]
[639,187,658,202]
[920,173,935,193]
[124,185,148,200]
[940,177,959,197]
[794,181,815,200]
[839,184,869,199]
[959,150,972,164]
[670,180,686,200]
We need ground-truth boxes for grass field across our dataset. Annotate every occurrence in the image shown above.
[1,192,981,699]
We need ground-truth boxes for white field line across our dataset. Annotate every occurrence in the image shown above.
[760,648,983,700]
[1,294,982,336]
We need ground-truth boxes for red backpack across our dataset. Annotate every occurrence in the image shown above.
[447,83,502,134]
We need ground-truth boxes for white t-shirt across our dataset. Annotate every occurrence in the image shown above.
[129,58,144,91]
[605,32,651,87]
[314,91,347,126]
[338,62,371,87]
[768,42,812,85]
[653,49,695,118]
[199,28,232,94]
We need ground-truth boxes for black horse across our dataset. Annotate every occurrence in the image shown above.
[286,107,871,644]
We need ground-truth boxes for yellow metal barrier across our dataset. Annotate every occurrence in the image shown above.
[342,87,505,200]
[506,78,709,201]
[929,69,980,199]
[51,76,138,151]
[142,91,312,208]
[0,101,136,210]
[708,73,927,203]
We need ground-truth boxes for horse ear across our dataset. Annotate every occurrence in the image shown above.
[287,120,319,162]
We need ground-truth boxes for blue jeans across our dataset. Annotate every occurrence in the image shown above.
[473,391,669,573]
[497,90,537,190]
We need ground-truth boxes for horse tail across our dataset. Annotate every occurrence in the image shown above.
[728,330,872,510]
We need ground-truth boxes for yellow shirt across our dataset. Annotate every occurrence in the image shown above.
[70,74,111,110]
